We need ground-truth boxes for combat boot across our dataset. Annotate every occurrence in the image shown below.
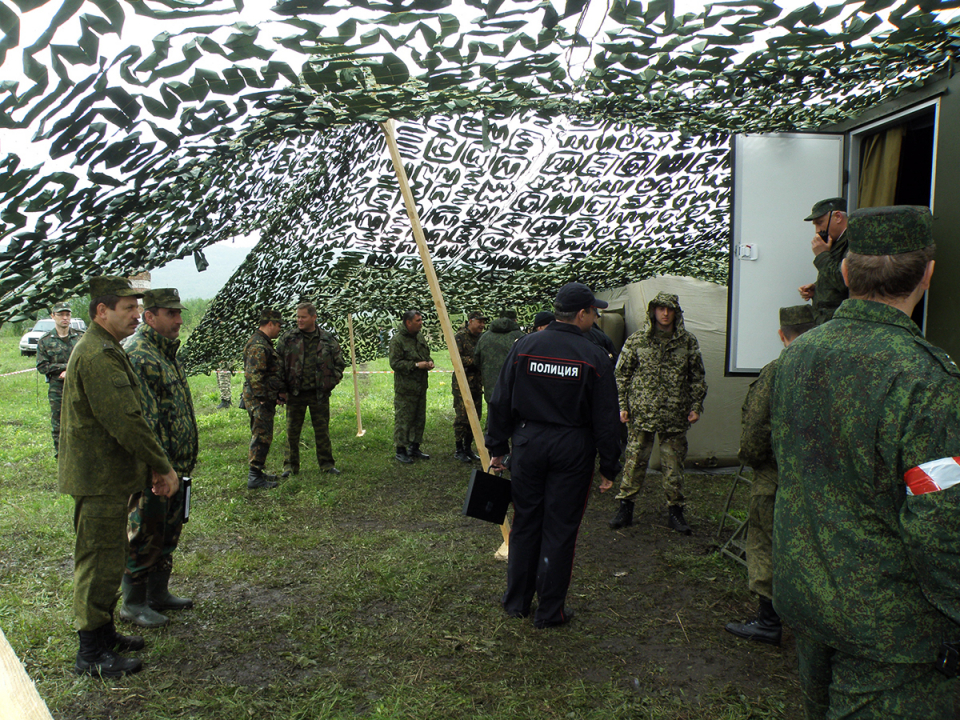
[103,619,144,652]
[609,500,634,529]
[120,575,169,628]
[409,443,430,460]
[74,627,143,678]
[216,400,231,410]
[147,566,194,612]
[667,505,692,535]
[248,466,278,489]
[396,446,414,464]
[464,439,480,462]
[454,441,471,463]
[725,597,782,646]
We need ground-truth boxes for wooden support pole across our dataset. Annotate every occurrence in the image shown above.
[346,313,366,437]
[381,120,509,560]
[0,627,54,720]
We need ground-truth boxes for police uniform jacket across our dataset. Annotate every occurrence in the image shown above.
[58,321,173,497]
[485,321,623,480]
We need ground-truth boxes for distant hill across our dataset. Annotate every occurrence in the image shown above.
[149,243,252,300]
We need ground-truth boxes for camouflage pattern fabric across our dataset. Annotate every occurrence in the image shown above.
[771,298,960,667]
[474,317,523,404]
[811,229,849,325]
[275,325,346,396]
[616,429,687,506]
[242,329,286,407]
[247,402,276,471]
[615,292,707,433]
[216,368,232,403]
[124,323,199,581]
[389,324,432,447]
[283,389,335,472]
[36,327,83,455]
[452,324,483,443]
[795,633,960,720]
[846,205,934,256]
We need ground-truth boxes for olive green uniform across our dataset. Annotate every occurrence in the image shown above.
[389,324,432,447]
[36,326,83,455]
[452,324,483,444]
[810,229,848,325]
[58,321,173,631]
[242,329,286,471]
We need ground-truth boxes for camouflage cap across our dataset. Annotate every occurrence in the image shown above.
[780,305,815,327]
[259,309,283,324]
[847,205,934,256]
[142,287,186,310]
[804,197,847,221]
[88,276,143,300]
[51,303,72,313]
[467,311,489,322]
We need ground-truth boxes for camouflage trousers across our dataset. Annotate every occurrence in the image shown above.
[216,369,232,404]
[247,401,277,470]
[616,427,688,507]
[795,633,960,719]
[394,389,427,447]
[452,377,483,444]
[746,465,778,599]
[48,380,64,456]
[72,494,128,631]
[125,483,186,581]
[284,389,334,472]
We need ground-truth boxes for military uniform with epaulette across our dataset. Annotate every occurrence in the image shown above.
[243,316,286,484]
[36,315,83,456]
[389,320,433,461]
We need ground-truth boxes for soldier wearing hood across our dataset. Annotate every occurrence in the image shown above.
[609,292,707,534]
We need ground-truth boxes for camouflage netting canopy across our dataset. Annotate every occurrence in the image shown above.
[1,0,958,366]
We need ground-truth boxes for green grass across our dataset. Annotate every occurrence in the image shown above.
[0,335,801,719]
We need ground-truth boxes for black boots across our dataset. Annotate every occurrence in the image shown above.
[454,441,471,463]
[667,505,691,535]
[148,567,194,612]
[408,443,430,460]
[248,466,278,489]
[609,500,634,529]
[725,596,782,646]
[464,440,480,462]
[396,446,414,464]
[75,625,143,678]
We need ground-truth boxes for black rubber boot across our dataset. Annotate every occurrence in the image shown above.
[725,596,782,646]
[74,627,143,678]
[609,500,634,529]
[120,575,169,628]
[409,443,430,460]
[148,566,194,612]
[454,441,471,463]
[667,505,692,535]
[248,466,278,489]
[396,446,414,464]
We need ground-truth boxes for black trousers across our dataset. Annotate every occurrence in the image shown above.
[502,421,595,626]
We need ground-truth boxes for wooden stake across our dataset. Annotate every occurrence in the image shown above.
[381,120,510,557]
[346,313,365,437]
[0,627,54,720]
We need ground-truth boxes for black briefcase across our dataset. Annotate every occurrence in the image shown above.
[462,468,512,524]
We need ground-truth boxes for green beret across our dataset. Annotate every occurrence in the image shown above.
[88,276,143,300]
[804,197,847,221]
[259,309,283,324]
[142,288,186,310]
[847,206,934,256]
[51,303,72,313]
[780,305,815,327]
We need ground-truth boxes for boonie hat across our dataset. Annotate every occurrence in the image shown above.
[779,305,815,327]
[847,206,934,256]
[533,311,555,327]
[143,288,186,310]
[88,276,144,300]
[554,283,608,313]
[259,309,283,324]
[804,197,847,222]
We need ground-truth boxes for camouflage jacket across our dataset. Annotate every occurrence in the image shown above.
[738,356,777,473]
[452,324,482,395]
[58,321,172,497]
[615,293,707,433]
[389,324,432,396]
[771,299,960,663]
[36,327,84,387]
[242,329,286,406]
[474,317,523,403]
[811,229,849,325]
[125,324,199,477]
[275,325,345,396]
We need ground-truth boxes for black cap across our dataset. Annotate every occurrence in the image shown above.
[554,283,608,313]
[533,311,555,327]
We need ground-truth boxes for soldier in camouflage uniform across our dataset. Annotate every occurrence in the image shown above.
[773,206,960,718]
[242,309,286,489]
[276,302,346,476]
[798,197,849,325]
[120,288,199,629]
[389,310,434,464]
[36,302,84,456]
[59,276,179,678]
[609,292,707,535]
[452,311,486,462]
[475,310,524,406]
[724,305,814,647]
[216,367,233,409]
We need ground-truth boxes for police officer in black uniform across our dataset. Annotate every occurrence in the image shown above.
[486,282,622,629]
